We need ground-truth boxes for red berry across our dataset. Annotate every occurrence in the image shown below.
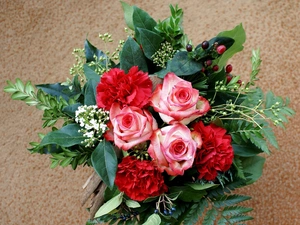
[186,44,193,52]
[216,45,226,54]
[201,67,205,73]
[226,74,233,84]
[225,64,233,73]
[201,41,209,50]
[237,80,242,86]
[205,60,212,67]
[212,65,219,71]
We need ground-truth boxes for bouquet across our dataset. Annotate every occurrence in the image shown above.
[4,2,295,225]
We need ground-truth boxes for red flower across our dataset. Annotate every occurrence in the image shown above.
[114,156,168,201]
[193,121,234,181]
[96,66,152,110]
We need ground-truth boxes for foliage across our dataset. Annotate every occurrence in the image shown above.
[3,2,295,225]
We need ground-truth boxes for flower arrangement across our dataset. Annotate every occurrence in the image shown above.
[4,2,295,225]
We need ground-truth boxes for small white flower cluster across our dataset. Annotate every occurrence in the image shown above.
[75,105,110,147]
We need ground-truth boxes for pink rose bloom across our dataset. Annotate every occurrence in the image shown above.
[109,103,157,151]
[148,123,202,176]
[150,73,210,125]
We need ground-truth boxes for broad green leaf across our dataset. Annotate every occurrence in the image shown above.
[104,185,120,201]
[125,199,141,208]
[241,155,265,184]
[62,103,82,118]
[85,39,108,64]
[83,79,98,106]
[216,23,246,69]
[40,123,85,147]
[91,140,118,189]
[94,192,123,218]
[142,213,161,225]
[36,83,77,101]
[232,143,263,157]
[83,64,101,81]
[169,186,206,202]
[137,28,163,59]
[157,51,202,78]
[132,5,157,31]
[121,1,134,30]
[185,183,219,191]
[120,36,148,73]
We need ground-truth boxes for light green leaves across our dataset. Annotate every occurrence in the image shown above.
[142,213,161,225]
[216,23,246,69]
[94,192,123,218]
[121,1,134,30]
[91,140,118,189]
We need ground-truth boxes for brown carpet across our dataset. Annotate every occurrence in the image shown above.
[1,0,299,224]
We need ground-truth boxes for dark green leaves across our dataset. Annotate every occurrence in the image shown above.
[85,39,108,65]
[157,51,202,78]
[91,140,118,189]
[120,36,148,72]
[83,79,98,106]
[137,28,163,59]
[40,124,85,147]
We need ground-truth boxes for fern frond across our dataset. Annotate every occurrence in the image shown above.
[183,199,208,225]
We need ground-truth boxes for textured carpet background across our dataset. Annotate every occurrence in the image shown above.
[1,0,299,224]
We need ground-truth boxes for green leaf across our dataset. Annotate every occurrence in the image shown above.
[85,39,108,64]
[125,199,141,209]
[222,206,252,217]
[216,23,246,69]
[40,123,85,147]
[121,1,134,30]
[83,78,98,106]
[142,213,161,225]
[228,215,253,223]
[169,186,206,202]
[213,195,251,208]
[241,155,265,184]
[183,199,208,225]
[83,64,101,81]
[233,157,245,179]
[94,192,123,218]
[36,83,74,101]
[232,143,263,157]
[261,126,278,149]
[91,140,118,189]
[203,208,218,225]
[132,5,157,32]
[157,51,202,78]
[62,103,82,118]
[137,28,163,59]
[120,36,148,73]
[185,183,219,191]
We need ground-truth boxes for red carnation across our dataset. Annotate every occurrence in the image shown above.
[96,66,152,110]
[114,156,168,201]
[193,121,234,181]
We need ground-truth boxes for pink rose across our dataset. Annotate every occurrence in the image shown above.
[150,73,210,125]
[109,103,157,151]
[148,123,202,176]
